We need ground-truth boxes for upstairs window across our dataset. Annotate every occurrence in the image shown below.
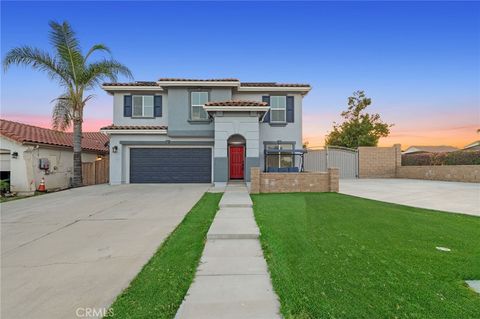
[270,96,286,123]
[191,92,209,120]
[132,95,154,118]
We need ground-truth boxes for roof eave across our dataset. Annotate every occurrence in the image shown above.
[101,85,164,93]
[237,86,311,94]
[157,81,240,87]
[203,106,270,112]
[21,141,107,154]
[100,129,168,135]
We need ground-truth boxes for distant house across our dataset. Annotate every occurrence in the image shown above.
[403,145,459,155]
[463,140,480,151]
[0,119,109,195]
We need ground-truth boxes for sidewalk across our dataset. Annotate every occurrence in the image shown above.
[175,184,281,319]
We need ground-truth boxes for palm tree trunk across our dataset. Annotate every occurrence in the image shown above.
[72,118,83,187]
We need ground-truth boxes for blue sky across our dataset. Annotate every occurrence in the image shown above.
[1,1,479,147]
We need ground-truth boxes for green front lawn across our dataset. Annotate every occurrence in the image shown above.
[108,192,222,319]
[252,193,480,319]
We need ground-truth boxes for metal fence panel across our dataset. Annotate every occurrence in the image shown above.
[304,147,358,178]
[304,150,327,172]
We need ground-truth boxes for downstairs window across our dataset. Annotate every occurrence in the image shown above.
[265,143,294,168]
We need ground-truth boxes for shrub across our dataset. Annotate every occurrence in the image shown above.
[402,150,480,166]
[0,179,10,195]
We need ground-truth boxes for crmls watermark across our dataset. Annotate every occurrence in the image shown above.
[75,307,114,318]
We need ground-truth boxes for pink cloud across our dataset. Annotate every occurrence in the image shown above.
[1,113,111,132]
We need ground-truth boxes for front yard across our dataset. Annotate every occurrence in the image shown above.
[252,193,480,318]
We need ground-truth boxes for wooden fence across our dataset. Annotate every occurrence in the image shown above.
[82,158,109,186]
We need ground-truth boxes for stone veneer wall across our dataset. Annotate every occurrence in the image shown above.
[358,144,401,178]
[250,167,339,194]
[397,165,480,183]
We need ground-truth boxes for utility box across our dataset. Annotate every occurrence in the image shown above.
[39,158,50,171]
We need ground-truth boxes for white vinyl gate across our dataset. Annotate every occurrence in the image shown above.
[304,146,358,178]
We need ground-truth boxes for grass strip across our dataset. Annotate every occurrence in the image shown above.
[108,192,222,319]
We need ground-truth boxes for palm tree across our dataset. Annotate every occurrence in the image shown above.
[3,20,132,187]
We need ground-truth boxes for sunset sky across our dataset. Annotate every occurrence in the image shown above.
[1,1,479,149]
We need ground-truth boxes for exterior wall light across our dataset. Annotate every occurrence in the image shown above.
[112,146,118,153]
[11,152,18,159]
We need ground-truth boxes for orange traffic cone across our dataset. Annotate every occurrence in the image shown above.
[37,178,46,192]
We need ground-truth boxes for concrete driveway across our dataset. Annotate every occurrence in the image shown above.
[340,179,480,216]
[1,184,209,319]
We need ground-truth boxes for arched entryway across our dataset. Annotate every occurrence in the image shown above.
[227,134,246,180]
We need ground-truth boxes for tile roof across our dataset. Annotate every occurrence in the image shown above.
[100,125,168,130]
[0,119,109,153]
[205,100,268,107]
[102,81,159,87]
[240,82,311,87]
[464,140,480,149]
[405,146,459,153]
[102,79,310,88]
[158,78,239,82]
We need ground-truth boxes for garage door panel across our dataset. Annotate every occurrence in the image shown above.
[130,148,211,183]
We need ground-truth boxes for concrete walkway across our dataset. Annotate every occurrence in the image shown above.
[340,179,480,216]
[176,184,281,319]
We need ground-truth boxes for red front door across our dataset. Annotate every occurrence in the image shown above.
[229,146,244,179]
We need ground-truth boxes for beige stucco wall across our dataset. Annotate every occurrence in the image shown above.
[397,165,480,183]
[0,136,98,194]
[358,144,401,178]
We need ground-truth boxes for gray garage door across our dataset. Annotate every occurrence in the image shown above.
[130,148,212,183]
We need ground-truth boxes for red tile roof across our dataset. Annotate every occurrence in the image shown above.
[0,119,109,153]
[100,125,168,130]
[205,100,268,107]
[240,82,310,87]
[158,78,239,82]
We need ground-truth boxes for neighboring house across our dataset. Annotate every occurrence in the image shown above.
[463,140,480,151]
[0,119,109,194]
[101,78,311,186]
[403,145,459,154]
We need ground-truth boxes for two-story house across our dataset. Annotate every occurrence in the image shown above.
[101,78,311,186]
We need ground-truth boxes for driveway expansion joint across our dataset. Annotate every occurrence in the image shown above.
[2,219,81,255]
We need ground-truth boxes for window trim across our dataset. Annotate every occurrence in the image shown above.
[269,96,287,123]
[131,95,155,118]
[190,91,210,121]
